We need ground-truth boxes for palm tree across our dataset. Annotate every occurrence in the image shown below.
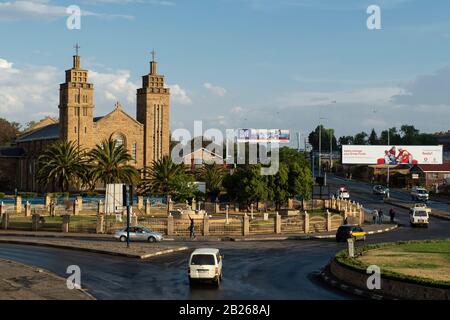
[139,156,184,196]
[37,140,86,192]
[88,135,139,186]
[198,164,225,201]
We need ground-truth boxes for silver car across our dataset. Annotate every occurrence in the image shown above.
[114,226,164,243]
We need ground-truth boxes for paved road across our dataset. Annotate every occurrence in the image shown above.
[1,180,450,300]
[330,175,450,213]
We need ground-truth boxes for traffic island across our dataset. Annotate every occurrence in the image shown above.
[0,237,188,259]
[0,259,94,300]
[324,239,450,300]
[384,199,450,221]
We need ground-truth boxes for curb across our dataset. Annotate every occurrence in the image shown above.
[0,238,188,259]
[319,264,394,300]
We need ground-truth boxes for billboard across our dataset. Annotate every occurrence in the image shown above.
[342,145,443,165]
[236,129,290,143]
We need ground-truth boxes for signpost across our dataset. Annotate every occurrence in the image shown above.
[122,184,133,248]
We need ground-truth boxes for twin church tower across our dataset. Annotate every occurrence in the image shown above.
[58,48,170,168]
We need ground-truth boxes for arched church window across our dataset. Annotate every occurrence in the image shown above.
[113,133,126,148]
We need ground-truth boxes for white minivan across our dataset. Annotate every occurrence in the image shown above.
[188,248,223,286]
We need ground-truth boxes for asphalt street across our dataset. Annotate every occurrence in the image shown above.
[0,176,449,300]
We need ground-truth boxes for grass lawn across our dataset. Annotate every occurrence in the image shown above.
[356,239,450,284]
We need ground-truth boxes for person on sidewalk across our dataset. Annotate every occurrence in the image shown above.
[188,215,196,240]
[389,208,396,223]
[378,208,384,224]
[372,209,378,225]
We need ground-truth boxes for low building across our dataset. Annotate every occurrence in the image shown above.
[182,147,224,170]
[409,162,450,189]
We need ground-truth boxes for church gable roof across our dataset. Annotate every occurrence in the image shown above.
[94,102,143,127]
[15,123,60,143]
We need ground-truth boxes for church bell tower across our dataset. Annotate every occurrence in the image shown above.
[59,44,94,149]
[136,51,171,167]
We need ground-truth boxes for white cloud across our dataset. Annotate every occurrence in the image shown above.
[168,84,192,105]
[204,82,227,97]
[0,0,133,21]
[0,58,13,69]
[90,69,138,105]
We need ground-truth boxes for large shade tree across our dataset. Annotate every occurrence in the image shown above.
[88,135,139,186]
[198,164,226,201]
[37,140,86,192]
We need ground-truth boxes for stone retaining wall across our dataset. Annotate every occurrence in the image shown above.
[329,258,450,300]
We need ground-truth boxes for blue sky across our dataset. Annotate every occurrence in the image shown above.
[1,0,450,145]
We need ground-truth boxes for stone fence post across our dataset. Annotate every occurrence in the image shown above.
[275,212,281,234]
[137,196,144,210]
[243,214,249,236]
[24,201,31,217]
[45,194,52,213]
[304,211,309,234]
[192,198,197,211]
[97,200,104,215]
[167,214,174,236]
[214,200,220,214]
[359,206,365,226]
[203,214,209,236]
[2,212,9,230]
[0,202,4,216]
[15,196,22,214]
[326,210,332,231]
[132,215,138,226]
[145,199,151,215]
[76,196,83,212]
[73,200,79,216]
[62,214,70,233]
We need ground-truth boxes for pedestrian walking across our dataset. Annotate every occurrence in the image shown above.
[344,217,348,225]
[372,209,378,225]
[389,208,396,223]
[378,208,384,224]
[188,215,196,239]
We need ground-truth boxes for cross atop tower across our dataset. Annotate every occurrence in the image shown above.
[151,49,156,62]
[74,43,81,56]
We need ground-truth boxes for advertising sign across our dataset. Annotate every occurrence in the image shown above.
[342,145,443,165]
[236,129,290,143]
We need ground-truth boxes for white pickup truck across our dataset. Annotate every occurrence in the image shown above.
[409,208,430,227]
[411,203,431,214]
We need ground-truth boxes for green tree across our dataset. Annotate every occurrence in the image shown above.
[0,118,20,146]
[338,135,354,146]
[88,135,139,186]
[279,147,313,200]
[267,163,289,210]
[368,128,379,145]
[198,164,225,201]
[37,140,86,192]
[308,125,338,151]
[223,164,268,207]
[353,132,368,145]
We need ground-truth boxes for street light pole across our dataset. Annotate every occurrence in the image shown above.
[387,129,391,199]
[319,124,322,177]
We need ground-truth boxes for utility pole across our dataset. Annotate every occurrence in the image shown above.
[330,129,333,172]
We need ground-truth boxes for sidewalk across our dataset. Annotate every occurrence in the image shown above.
[0,259,94,300]
[0,222,398,244]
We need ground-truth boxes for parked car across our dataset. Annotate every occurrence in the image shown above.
[188,248,223,286]
[336,186,350,199]
[114,226,164,243]
[336,225,367,242]
[411,203,432,214]
[373,185,389,195]
[410,187,429,202]
[409,208,429,227]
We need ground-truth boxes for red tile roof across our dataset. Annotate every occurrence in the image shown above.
[417,162,450,172]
